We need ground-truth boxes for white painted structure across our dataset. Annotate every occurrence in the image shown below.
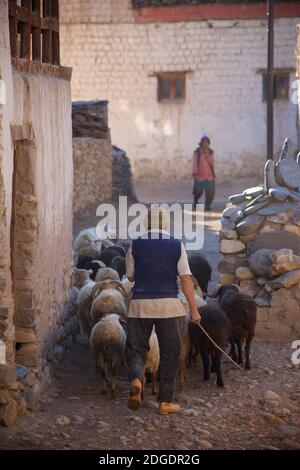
[60,0,300,180]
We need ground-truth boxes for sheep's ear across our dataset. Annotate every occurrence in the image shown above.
[208,283,222,298]
[192,276,199,290]
[115,282,128,297]
[91,281,106,298]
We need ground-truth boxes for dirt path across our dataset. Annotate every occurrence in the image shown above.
[0,343,299,450]
[1,179,300,450]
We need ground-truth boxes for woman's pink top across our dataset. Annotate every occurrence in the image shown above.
[193,149,215,181]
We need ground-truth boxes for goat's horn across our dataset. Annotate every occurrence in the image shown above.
[231,283,240,291]
[208,283,222,298]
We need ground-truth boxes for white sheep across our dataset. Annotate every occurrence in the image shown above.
[90,314,126,398]
[72,267,95,337]
[143,328,160,397]
[73,227,102,253]
[95,267,120,283]
[121,276,134,310]
[90,280,128,327]
[76,244,101,262]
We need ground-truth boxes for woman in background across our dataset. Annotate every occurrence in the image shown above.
[192,136,216,211]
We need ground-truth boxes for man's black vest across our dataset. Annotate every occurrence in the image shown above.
[131,235,181,299]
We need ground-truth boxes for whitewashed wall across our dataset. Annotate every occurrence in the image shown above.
[60,0,300,180]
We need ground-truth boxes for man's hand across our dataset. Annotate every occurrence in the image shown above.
[180,275,202,324]
[190,308,201,325]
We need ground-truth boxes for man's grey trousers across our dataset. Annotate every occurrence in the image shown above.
[126,317,186,402]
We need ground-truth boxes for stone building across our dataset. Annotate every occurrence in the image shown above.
[60,0,300,181]
[0,1,73,426]
[72,100,137,231]
[72,100,112,225]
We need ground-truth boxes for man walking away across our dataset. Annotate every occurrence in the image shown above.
[125,205,201,415]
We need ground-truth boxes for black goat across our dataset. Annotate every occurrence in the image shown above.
[111,256,126,279]
[189,306,230,388]
[98,245,126,267]
[188,253,212,299]
[210,284,257,369]
[76,254,95,270]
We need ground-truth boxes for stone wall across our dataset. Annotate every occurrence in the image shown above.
[0,0,15,369]
[217,140,300,342]
[60,0,300,181]
[0,1,74,426]
[112,146,137,202]
[297,24,300,114]
[12,72,74,364]
[72,101,113,222]
[73,138,113,218]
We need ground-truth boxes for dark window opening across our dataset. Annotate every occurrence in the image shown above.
[262,72,290,101]
[157,72,186,102]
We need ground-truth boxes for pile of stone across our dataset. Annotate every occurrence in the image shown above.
[218,139,300,342]
[112,146,137,202]
[72,100,109,140]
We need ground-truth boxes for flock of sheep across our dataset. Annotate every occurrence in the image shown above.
[71,227,257,399]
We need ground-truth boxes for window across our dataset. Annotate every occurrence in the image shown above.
[157,72,186,102]
[8,0,60,65]
[262,71,290,101]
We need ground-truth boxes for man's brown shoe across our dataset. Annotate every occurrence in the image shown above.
[128,379,142,410]
[159,402,181,415]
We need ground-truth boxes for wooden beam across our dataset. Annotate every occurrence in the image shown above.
[11,57,72,81]
[21,0,32,10]
[9,0,60,66]
[32,27,41,61]
[20,21,31,59]
[32,0,41,14]
[10,6,59,31]
[52,0,59,19]
[52,30,60,65]
[9,0,18,58]
[10,124,34,142]
[42,28,52,63]
[43,0,52,17]
[42,17,59,32]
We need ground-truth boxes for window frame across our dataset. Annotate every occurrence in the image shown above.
[261,70,290,102]
[157,72,186,103]
[9,0,60,65]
